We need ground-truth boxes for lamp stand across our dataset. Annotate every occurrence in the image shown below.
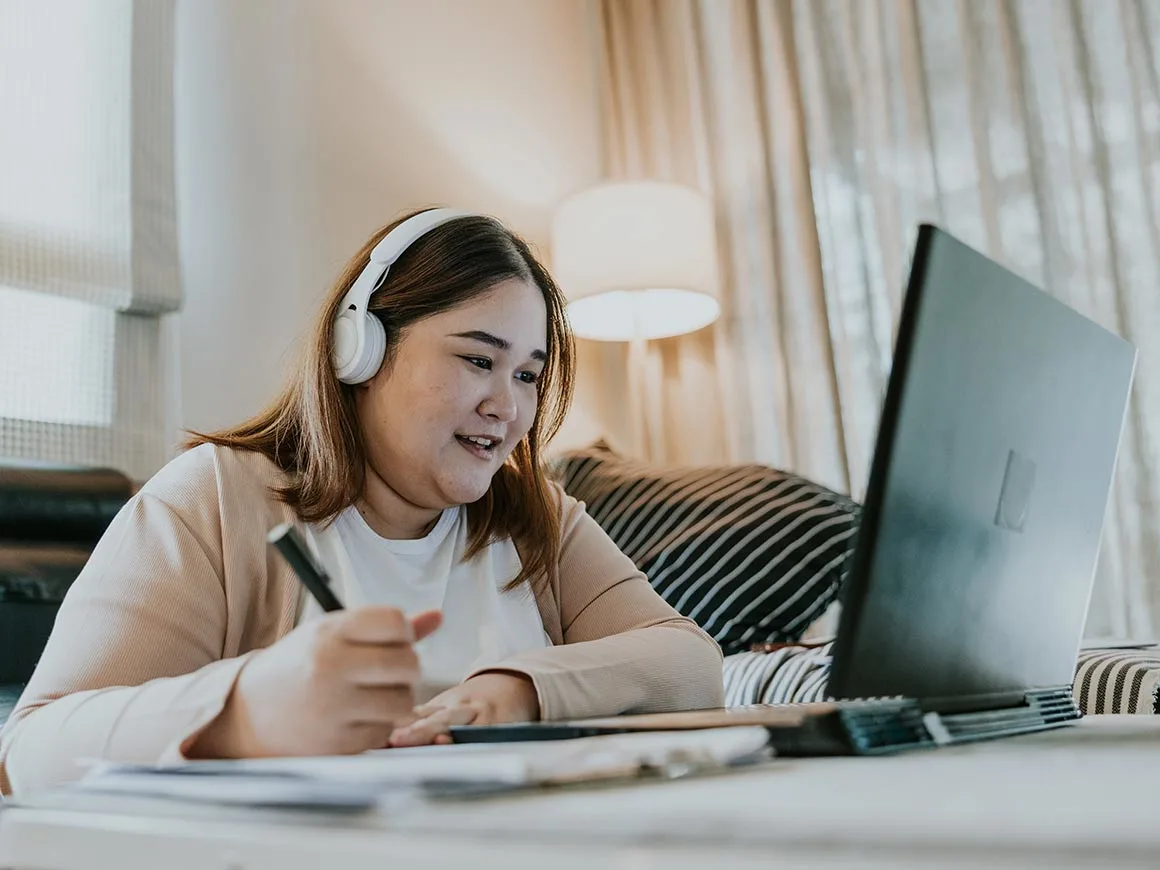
[625,306,665,461]
[626,328,649,458]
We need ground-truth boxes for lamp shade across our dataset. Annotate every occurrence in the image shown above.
[551,181,721,341]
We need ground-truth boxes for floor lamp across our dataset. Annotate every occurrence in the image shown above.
[551,181,722,458]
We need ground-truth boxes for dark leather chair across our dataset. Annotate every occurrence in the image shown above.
[0,463,133,726]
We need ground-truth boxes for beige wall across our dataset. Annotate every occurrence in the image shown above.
[173,0,607,450]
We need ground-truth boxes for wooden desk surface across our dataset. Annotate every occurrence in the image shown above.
[3,716,1159,870]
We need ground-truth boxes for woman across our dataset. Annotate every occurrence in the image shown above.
[0,208,724,796]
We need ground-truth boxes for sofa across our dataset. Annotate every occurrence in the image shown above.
[0,462,134,724]
[554,442,1160,716]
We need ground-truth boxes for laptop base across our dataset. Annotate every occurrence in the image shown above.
[771,688,1081,756]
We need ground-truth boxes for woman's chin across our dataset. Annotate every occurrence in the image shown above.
[437,477,493,507]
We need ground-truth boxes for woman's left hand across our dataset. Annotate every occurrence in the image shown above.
[387,672,541,747]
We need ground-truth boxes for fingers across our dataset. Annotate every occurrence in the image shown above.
[388,702,483,747]
[335,643,421,687]
[334,606,414,644]
[410,609,443,641]
[346,685,421,727]
[333,607,443,645]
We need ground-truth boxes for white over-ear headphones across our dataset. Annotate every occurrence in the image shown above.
[332,208,474,384]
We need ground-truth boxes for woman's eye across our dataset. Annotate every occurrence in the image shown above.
[516,371,540,385]
[463,356,492,371]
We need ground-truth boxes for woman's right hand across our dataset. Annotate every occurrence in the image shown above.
[189,606,442,758]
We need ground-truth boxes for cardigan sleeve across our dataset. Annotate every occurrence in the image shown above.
[0,459,256,797]
[468,492,724,720]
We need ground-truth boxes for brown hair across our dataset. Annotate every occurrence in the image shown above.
[187,209,576,593]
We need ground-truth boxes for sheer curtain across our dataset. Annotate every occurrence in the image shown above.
[595,0,1160,639]
[0,0,180,481]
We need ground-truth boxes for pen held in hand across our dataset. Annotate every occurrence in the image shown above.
[267,522,345,612]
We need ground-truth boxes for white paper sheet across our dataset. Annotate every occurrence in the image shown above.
[73,726,773,809]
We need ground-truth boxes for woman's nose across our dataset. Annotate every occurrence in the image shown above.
[480,380,518,422]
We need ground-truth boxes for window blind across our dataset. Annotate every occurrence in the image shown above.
[0,0,179,480]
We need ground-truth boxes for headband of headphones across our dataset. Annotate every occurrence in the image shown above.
[332,208,474,384]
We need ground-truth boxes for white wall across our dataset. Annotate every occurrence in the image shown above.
[173,0,605,444]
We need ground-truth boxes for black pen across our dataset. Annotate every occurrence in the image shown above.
[267,522,345,612]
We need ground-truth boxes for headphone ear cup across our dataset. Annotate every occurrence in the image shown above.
[353,313,387,383]
[333,310,386,384]
[332,310,359,381]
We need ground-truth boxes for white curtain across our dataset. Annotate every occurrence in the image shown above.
[595,0,1160,639]
[0,0,180,480]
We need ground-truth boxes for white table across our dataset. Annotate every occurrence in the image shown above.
[2,716,1159,870]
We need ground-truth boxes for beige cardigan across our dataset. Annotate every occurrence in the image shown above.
[0,445,723,796]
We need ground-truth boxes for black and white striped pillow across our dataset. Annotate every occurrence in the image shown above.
[554,443,861,655]
[1073,648,1160,714]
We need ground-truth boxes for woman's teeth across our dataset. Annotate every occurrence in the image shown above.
[457,435,497,455]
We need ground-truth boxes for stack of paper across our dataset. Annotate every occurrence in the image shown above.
[72,726,772,810]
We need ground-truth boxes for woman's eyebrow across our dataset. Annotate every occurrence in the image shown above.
[450,330,547,362]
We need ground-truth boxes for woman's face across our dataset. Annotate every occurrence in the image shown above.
[356,277,548,520]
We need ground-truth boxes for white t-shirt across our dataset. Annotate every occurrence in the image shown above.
[298,506,550,701]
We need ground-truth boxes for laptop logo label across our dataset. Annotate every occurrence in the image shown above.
[995,449,1036,533]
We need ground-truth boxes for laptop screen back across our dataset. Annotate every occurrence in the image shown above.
[828,226,1136,711]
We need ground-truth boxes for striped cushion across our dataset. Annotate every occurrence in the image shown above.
[723,644,1160,714]
[724,647,832,705]
[1074,649,1160,714]
[554,443,861,655]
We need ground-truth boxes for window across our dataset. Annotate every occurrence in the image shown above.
[0,0,180,480]
[0,287,116,427]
